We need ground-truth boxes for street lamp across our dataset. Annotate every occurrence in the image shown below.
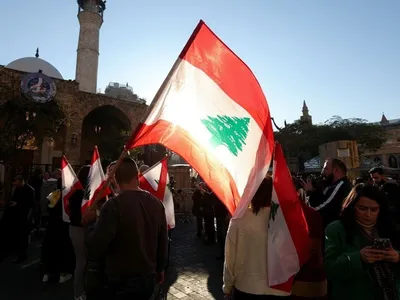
[94,126,102,134]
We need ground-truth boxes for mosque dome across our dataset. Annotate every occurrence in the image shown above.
[6,57,63,80]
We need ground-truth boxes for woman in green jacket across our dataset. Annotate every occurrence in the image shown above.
[324,184,400,300]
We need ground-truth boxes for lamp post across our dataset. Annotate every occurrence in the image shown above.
[71,133,78,148]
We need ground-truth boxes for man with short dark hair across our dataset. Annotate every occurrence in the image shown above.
[302,158,352,228]
[369,166,400,234]
[87,158,168,299]
[369,166,389,185]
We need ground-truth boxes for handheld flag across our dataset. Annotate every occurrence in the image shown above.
[139,156,175,229]
[82,146,111,212]
[126,20,274,218]
[268,143,311,292]
[61,156,83,222]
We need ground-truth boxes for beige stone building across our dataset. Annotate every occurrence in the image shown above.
[360,114,400,170]
[0,0,162,170]
[303,113,400,175]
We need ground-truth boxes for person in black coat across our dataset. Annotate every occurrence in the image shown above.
[192,184,205,237]
[202,185,217,245]
[41,178,75,283]
[9,175,35,263]
[303,158,352,229]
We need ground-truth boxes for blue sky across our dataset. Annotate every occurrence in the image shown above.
[1,0,399,126]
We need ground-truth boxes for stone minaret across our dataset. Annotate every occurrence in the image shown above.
[75,0,106,93]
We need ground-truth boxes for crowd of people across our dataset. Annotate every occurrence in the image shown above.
[1,157,400,300]
[220,160,400,300]
[0,158,168,300]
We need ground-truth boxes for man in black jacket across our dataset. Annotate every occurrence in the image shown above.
[302,158,352,228]
[86,158,168,299]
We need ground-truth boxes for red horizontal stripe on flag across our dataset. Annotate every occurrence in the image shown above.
[128,119,239,215]
[180,21,272,137]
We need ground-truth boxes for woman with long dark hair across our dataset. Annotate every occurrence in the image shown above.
[223,176,290,299]
[69,165,90,300]
[324,184,400,300]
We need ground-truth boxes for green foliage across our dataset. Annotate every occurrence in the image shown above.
[323,116,387,152]
[275,116,387,160]
[0,96,67,161]
[98,127,144,167]
[127,147,144,162]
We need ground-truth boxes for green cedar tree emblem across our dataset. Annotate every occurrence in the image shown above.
[201,115,250,157]
[269,201,280,227]
[154,179,172,192]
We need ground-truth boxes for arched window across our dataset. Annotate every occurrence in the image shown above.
[389,155,398,168]
[374,156,382,166]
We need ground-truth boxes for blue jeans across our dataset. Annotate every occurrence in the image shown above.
[104,274,156,300]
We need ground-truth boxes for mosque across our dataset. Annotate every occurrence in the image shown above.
[1,0,398,182]
[0,0,165,170]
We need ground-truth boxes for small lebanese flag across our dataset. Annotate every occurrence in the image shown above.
[139,156,175,229]
[126,20,274,217]
[81,146,111,212]
[268,143,311,292]
[61,155,83,223]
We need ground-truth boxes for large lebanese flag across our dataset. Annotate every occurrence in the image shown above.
[126,20,274,217]
[61,156,83,223]
[81,146,111,212]
[268,143,311,292]
[139,157,175,229]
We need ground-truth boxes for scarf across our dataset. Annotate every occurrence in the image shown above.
[358,225,399,300]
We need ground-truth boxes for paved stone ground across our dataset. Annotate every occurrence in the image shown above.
[164,218,224,300]
[0,217,224,300]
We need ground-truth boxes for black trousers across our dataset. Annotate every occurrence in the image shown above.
[204,216,215,243]
[233,288,290,300]
[17,222,30,259]
[196,216,204,235]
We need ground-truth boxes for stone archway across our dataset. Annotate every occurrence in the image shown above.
[80,105,131,164]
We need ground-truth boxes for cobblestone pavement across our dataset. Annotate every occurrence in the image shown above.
[0,217,224,300]
[164,218,224,300]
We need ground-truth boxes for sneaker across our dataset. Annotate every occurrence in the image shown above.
[75,294,87,300]
[42,274,49,283]
[59,273,72,283]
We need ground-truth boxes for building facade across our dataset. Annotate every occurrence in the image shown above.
[361,114,400,170]
[0,0,163,169]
